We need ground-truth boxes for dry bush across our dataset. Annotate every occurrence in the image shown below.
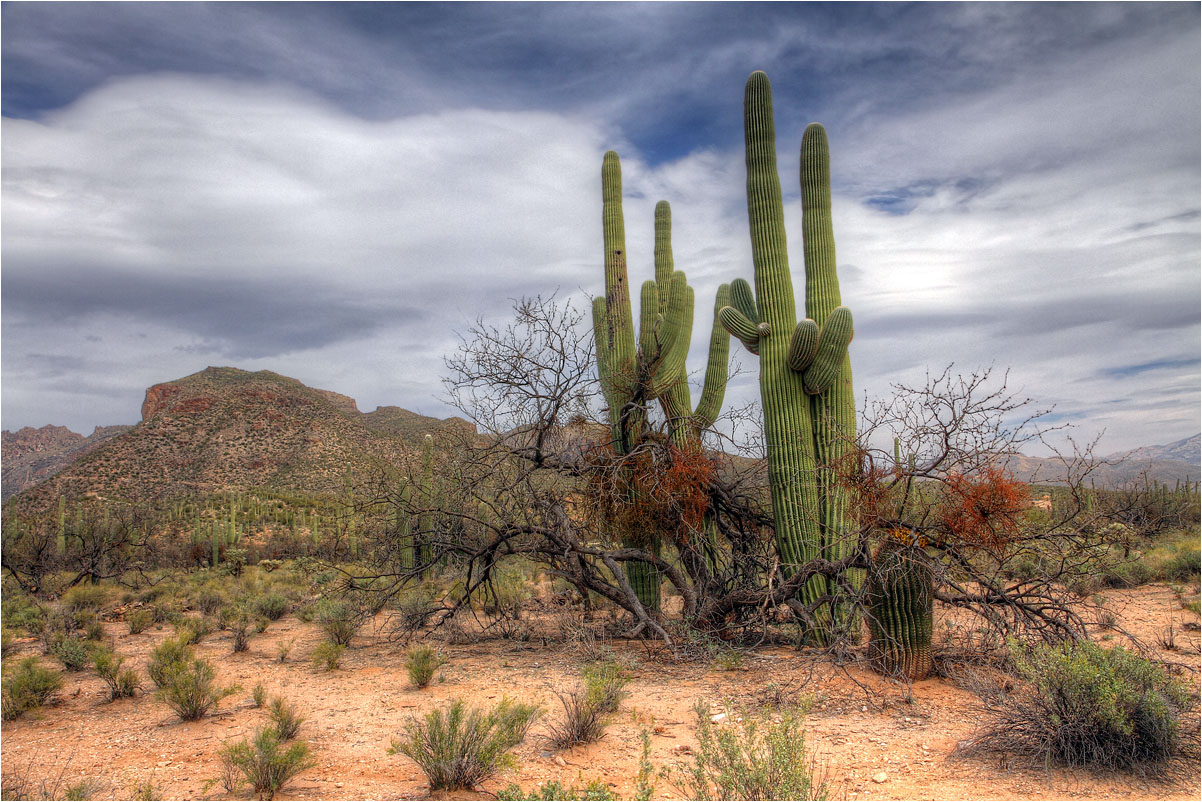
[967,640,1198,773]
[391,698,539,790]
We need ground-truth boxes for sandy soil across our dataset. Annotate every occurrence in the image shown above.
[2,584,1199,801]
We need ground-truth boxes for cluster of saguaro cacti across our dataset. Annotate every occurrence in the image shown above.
[393,433,435,575]
[719,71,857,641]
[865,530,934,680]
[592,152,731,610]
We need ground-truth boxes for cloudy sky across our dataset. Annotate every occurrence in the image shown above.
[2,2,1198,456]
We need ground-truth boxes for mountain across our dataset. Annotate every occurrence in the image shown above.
[1002,433,1201,488]
[5,366,474,510]
[1,424,132,501]
[1111,433,1200,466]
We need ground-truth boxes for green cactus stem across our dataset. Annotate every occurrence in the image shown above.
[592,154,731,611]
[866,533,934,681]
[719,71,857,643]
[417,433,434,578]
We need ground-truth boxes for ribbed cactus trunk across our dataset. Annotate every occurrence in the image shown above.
[417,433,434,579]
[866,535,934,681]
[720,72,856,644]
[800,123,860,636]
[592,155,731,613]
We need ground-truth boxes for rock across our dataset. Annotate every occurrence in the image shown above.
[671,744,693,755]
[711,713,727,723]
[553,756,567,767]
[872,772,888,784]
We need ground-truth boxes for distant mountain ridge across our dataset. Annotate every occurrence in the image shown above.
[1,424,133,501]
[1002,433,1200,487]
[4,366,1197,507]
[4,366,474,508]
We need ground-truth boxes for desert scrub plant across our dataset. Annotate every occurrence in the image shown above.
[546,686,609,750]
[252,682,267,708]
[1,657,63,721]
[267,696,306,740]
[218,605,253,653]
[313,599,361,646]
[92,646,140,700]
[675,700,829,800]
[147,637,191,688]
[404,644,448,688]
[582,660,630,715]
[60,583,110,614]
[498,779,617,800]
[218,726,315,800]
[390,698,540,791]
[971,639,1196,771]
[253,592,289,621]
[174,616,212,645]
[127,608,154,635]
[310,640,344,671]
[156,656,238,721]
[48,634,93,672]
[274,638,293,663]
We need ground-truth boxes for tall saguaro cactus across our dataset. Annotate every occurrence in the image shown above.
[592,152,731,611]
[416,433,435,578]
[719,71,857,641]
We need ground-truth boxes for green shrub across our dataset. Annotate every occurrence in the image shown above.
[61,584,110,613]
[253,593,289,621]
[1,627,13,658]
[391,698,540,791]
[583,661,629,715]
[147,637,192,689]
[2,592,45,634]
[314,600,360,646]
[252,683,267,708]
[1160,546,1201,582]
[1,657,63,721]
[174,617,212,645]
[310,641,344,672]
[714,650,746,671]
[156,657,238,721]
[218,726,315,800]
[93,646,140,700]
[48,634,93,671]
[404,644,448,689]
[127,609,154,635]
[975,640,1194,770]
[676,701,829,800]
[195,586,227,616]
[498,779,617,800]
[267,696,306,741]
[275,639,293,663]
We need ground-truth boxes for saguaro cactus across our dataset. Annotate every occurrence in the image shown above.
[416,433,435,578]
[592,153,730,610]
[719,71,857,640]
[865,533,934,680]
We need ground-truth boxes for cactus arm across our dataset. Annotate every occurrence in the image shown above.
[638,280,660,360]
[693,283,732,431]
[786,319,820,372]
[802,306,854,395]
[654,201,674,309]
[730,277,760,324]
[719,305,762,352]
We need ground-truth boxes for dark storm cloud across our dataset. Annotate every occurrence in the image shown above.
[1,261,413,359]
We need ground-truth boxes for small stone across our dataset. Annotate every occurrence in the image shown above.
[671,744,693,755]
[711,713,727,723]
[553,756,567,767]
[861,705,868,713]
[872,772,888,784]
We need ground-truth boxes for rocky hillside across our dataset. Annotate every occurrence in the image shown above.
[1,424,132,501]
[7,367,474,509]
[1003,433,1200,487]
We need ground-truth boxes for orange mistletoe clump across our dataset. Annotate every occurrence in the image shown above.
[584,439,714,547]
[938,466,1029,548]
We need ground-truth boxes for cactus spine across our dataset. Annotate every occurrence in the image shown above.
[866,533,933,680]
[720,72,856,641]
[592,153,730,610]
